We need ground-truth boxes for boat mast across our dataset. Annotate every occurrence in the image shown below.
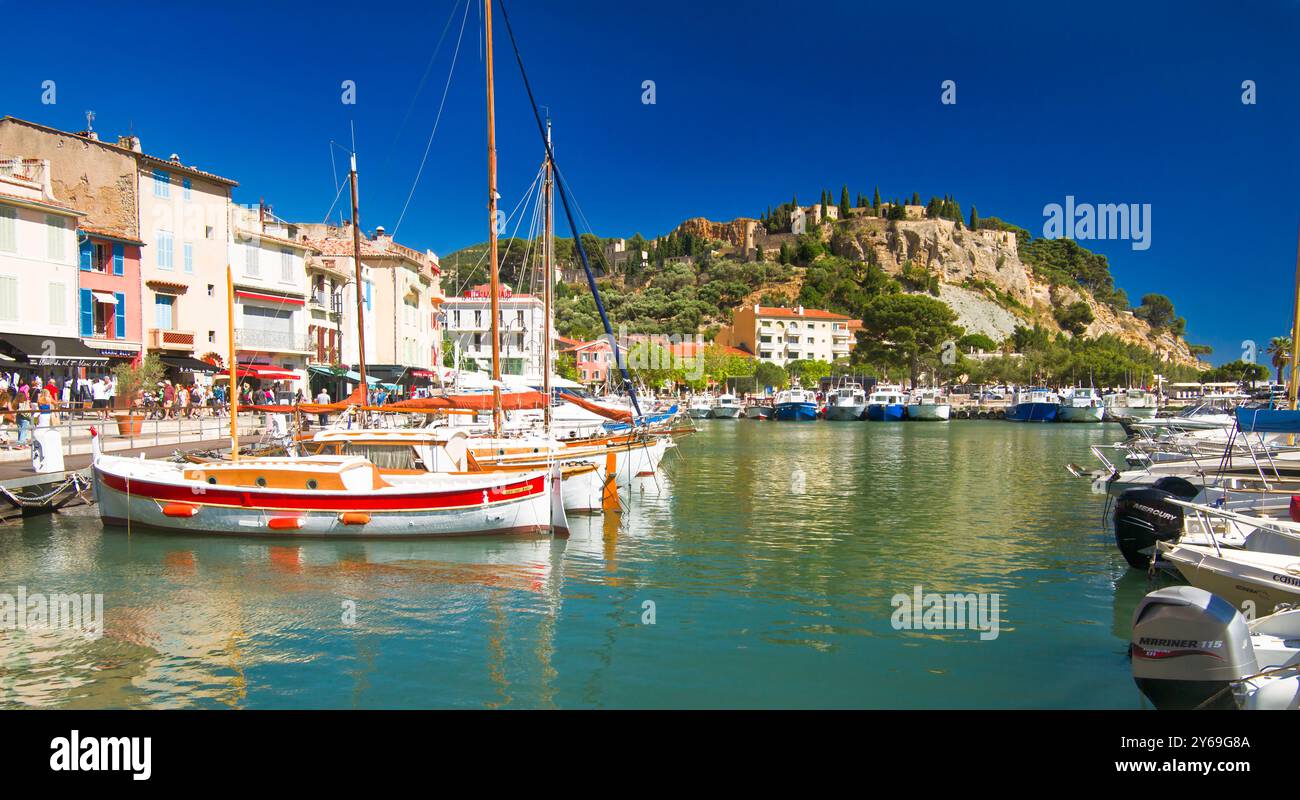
[486,0,503,436]
[1290,222,1300,410]
[349,154,369,397]
[543,116,553,430]
[226,265,239,462]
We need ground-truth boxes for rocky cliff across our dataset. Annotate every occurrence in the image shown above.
[824,216,1202,367]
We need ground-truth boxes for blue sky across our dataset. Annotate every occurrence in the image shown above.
[3,0,1298,363]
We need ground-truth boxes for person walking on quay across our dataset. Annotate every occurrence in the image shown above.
[315,386,330,428]
[162,380,175,419]
[13,395,31,448]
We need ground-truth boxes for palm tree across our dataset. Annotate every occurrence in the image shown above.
[1267,336,1293,383]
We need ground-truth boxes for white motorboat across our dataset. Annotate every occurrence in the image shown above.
[1057,387,1104,422]
[1103,388,1158,421]
[711,393,742,419]
[743,402,772,420]
[907,388,950,421]
[824,382,866,421]
[687,395,714,419]
[1131,585,1300,709]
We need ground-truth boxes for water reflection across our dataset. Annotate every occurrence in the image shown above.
[0,420,1142,708]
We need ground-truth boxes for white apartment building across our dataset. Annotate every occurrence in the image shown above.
[441,283,550,379]
[229,204,314,381]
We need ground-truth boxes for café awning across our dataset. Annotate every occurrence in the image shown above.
[216,363,301,381]
[160,355,219,374]
[0,334,107,365]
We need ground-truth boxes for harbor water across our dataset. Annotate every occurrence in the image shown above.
[0,420,1151,709]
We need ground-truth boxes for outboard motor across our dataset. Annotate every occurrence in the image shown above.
[1112,477,1198,569]
[1131,586,1256,709]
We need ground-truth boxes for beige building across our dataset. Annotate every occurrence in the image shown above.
[715,303,856,366]
[297,223,442,387]
[230,203,315,381]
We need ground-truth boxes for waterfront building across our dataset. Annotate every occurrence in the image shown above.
[229,203,315,387]
[441,283,549,380]
[0,156,107,374]
[715,303,856,366]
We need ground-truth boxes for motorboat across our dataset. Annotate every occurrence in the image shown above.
[907,388,950,421]
[865,385,906,421]
[774,388,818,421]
[1005,387,1059,422]
[1131,586,1300,709]
[1102,388,1158,421]
[687,395,714,419]
[1057,387,1104,422]
[824,382,866,421]
[743,402,772,420]
[711,393,742,419]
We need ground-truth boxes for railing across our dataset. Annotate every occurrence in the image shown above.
[147,328,196,350]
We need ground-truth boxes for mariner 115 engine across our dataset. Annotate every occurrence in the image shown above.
[1112,476,1199,569]
[1131,586,1257,709]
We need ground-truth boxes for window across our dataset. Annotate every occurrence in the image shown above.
[516,309,524,327]
[157,230,174,269]
[0,207,15,253]
[472,333,482,348]
[46,216,66,261]
[453,310,461,327]
[182,178,192,201]
[0,276,17,321]
[244,242,259,276]
[473,309,482,327]
[183,242,194,273]
[155,295,175,329]
[152,169,170,198]
[280,248,293,282]
[49,282,65,326]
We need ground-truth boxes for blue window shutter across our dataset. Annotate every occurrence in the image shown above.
[79,240,93,271]
[79,289,93,336]
[112,244,124,275]
[114,293,125,338]
[364,280,372,310]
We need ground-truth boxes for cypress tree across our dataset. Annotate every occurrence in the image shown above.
[872,187,881,210]
[969,205,979,229]
[839,185,850,218]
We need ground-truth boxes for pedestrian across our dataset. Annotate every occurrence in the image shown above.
[36,386,53,428]
[163,380,175,419]
[14,394,32,447]
[315,386,330,427]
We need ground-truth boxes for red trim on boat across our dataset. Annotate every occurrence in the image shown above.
[96,468,544,511]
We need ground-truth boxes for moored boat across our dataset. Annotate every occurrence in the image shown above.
[687,395,714,419]
[743,402,772,420]
[1057,387,1105,423]
[1005,387,1059,422]
[907,388,950,421]
[824,382,866,421]
[1102,388,1159,421]
[711,393,742,419]
[774,388,818,421]
[865,385,907,421]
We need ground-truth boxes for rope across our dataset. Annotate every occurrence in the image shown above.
[0,471,92,508]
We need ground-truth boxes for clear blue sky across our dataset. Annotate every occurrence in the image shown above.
[3,0,1298,363]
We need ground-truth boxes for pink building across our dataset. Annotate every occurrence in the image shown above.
[77,225,144,368]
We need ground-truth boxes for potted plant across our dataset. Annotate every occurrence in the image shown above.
[110,353,165,435]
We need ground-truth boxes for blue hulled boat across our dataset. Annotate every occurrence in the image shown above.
[865,385,907,421]
[1005,388,1060,422]
[774,388,819,420]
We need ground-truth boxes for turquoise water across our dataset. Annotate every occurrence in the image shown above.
[0,420,1152,708]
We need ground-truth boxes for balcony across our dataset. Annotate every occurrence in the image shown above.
[234,328,312,353]
[148,328,196,351]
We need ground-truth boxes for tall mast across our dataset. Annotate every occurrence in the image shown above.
[349,154,369,396]
[486,0,503,435]
[1290,221,1300,410]
[543,116,553,429]
[226,265,239,461]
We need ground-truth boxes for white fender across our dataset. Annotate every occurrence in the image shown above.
[549,463,569,538]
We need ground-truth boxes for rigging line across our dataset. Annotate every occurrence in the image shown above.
[392,0,473,237]
[451,166,544,297]
[495,0,641,417]
[385,0,464,170]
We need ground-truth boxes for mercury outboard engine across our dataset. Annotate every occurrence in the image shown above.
[1131,586,1256,709]
[1112,476,1199,569]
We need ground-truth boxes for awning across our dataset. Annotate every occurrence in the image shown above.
[0,334,107,365]
[236,290,305,306]
[216,363,301,381]
[308,365,381,386]
[160,355,219,374]
[91,291,118,304]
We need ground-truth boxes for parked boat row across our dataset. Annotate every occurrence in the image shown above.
[1073,401,1300,709]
